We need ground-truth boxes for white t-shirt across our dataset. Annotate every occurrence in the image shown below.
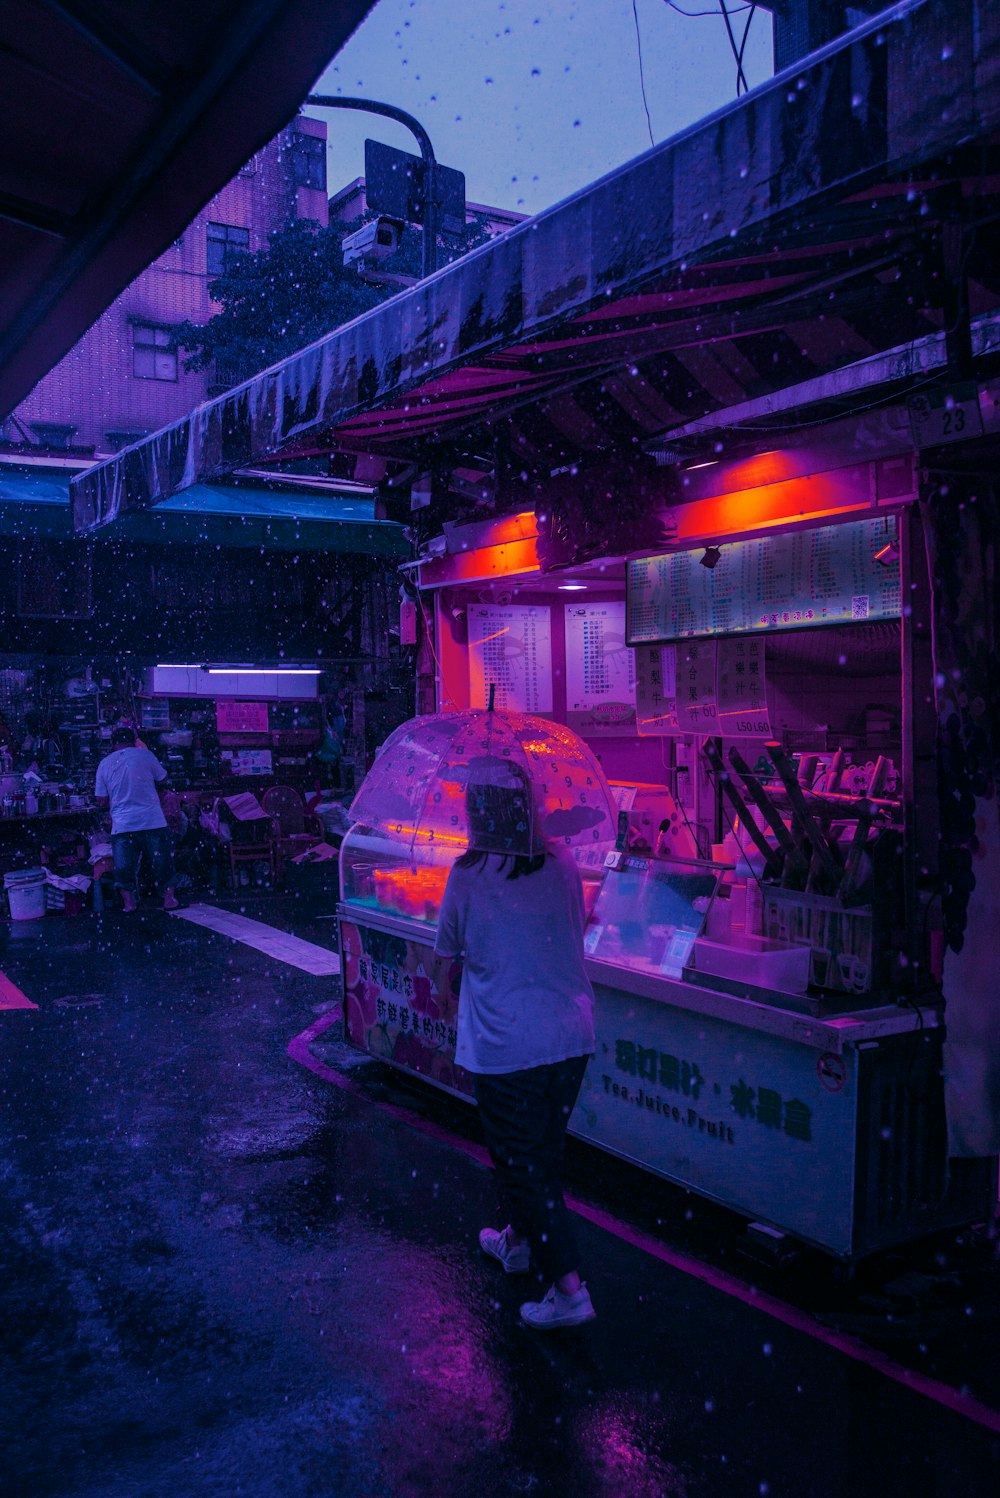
[434,846,595,1075]
[95,746,168,834]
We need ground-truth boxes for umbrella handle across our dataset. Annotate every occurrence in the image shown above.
[487,683,495,712]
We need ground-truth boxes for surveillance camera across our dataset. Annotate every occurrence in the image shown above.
[343,217,403,269]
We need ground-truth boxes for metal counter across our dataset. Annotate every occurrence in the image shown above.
[337,901,994,1260]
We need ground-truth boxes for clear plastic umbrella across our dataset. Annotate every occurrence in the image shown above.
[349,708,618,857]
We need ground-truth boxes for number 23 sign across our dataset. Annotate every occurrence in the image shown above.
[908,384,983,448]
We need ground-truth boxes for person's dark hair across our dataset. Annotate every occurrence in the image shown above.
[111,725,136,747]
[456,847,546,879]
[457,774,546,879]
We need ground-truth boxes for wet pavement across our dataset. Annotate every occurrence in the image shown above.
[2,893,999,1498]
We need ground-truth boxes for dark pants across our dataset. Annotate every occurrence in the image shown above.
[473,1053,589,1283]
[112,828,174,893]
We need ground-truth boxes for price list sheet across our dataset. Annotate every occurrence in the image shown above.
[716,637,770,736]
[468,603,553,713]
[635,645,679,735]
[636,640,771,738]
[675,640,720,732]
[627,516,901,642]
[565,601,636,735]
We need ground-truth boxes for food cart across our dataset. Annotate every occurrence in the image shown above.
[339,472,997,1264]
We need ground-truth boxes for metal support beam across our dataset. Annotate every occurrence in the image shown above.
[941,220,975,381]
[41,0,166,96]
[0,192,71,238]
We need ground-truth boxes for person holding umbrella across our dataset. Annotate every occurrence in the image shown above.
[434,758,597,1330]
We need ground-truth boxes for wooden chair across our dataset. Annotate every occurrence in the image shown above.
[262,785,321,866]
[227,817,281,889]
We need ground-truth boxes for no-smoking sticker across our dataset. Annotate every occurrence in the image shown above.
[817,1052,847,1092]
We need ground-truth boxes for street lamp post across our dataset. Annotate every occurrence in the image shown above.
[306,94,439,278]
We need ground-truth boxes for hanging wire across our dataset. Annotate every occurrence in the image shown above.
[664,1,752,16]
[662,1,757,96]
[717,0,750,94]
[736,3,758,87]
[632,0,656,147]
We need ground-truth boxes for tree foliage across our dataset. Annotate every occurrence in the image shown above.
[176,214,495,387]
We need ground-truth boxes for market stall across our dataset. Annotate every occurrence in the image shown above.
[339,488,996,1262]
[0,657,342,912]
[72,1,1000,1253]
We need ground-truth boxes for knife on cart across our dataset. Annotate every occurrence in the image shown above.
[726,747,809,884]
[764,740,844,890]
[701,738,783,878]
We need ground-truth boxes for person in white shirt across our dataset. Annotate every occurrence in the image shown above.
[94,726,178,914]
[434,764,597,1331]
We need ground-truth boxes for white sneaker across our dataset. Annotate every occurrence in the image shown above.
[520,1283,596,1330]
[479,1226,531,1275]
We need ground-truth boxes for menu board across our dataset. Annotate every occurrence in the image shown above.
[565,602,636,736]
[636,639,771,738]
[627,515,901,643]
[217,700,269,733]
[468,603,553,712]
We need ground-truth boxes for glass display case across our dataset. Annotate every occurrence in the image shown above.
[339,823,460,926]
[340,820,611,927]
[583,854,725,979]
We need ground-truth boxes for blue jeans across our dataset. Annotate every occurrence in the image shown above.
[112,828,174,893]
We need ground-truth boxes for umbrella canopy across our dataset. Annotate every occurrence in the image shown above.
[349,710,617,858]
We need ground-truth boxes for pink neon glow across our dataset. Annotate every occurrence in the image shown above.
[0,972,36,1010]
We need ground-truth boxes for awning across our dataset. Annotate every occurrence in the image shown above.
[0,0,375,418]
[73,0,1000,536]
[0,467,408,556]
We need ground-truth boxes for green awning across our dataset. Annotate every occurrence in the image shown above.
[0,468,409,557]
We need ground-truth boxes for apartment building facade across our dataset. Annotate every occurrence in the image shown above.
[7,117,328,460]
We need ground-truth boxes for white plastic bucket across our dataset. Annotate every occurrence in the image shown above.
[4,871,46,921]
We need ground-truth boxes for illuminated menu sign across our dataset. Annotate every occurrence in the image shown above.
[626,516,901,643]
[468,603,553,712]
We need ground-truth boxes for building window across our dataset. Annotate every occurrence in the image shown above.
[290,134,326,192]
[133,324,177,381]
[28,422,77,450]
[206,222,250,277]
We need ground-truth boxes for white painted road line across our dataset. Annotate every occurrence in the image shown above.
[171,904,340,976]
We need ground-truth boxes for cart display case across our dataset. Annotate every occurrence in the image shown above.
[340,823,456,927]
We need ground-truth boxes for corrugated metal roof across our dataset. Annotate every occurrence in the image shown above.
[72,1,1000,539]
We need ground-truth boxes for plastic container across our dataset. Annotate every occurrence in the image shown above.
[761,888,873,994]
[689,933,811,994]
[4,869,46,921]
